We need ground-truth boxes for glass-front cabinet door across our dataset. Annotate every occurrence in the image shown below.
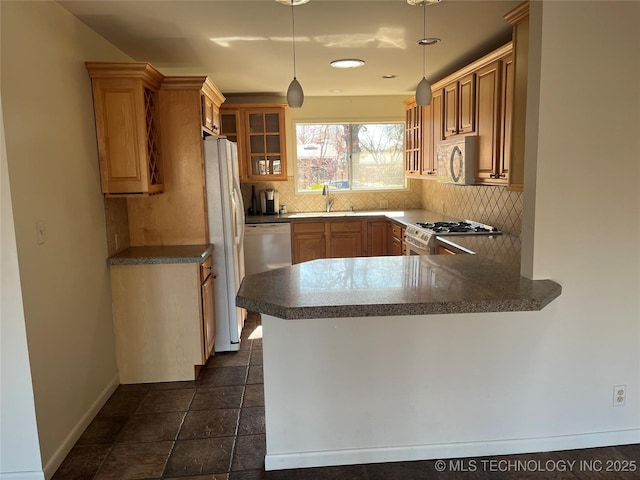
[245,108,287,181]
[221,104,287,182]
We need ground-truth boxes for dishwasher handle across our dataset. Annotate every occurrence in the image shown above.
[245,223,291,235]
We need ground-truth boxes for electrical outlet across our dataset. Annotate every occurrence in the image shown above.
[613,385,626,406]
[379,200,388,209]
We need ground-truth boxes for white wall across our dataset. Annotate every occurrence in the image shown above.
[0,1,132,476]
[263,1,640,469]
[0,94,44,480]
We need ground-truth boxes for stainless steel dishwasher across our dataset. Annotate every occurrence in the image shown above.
[243,223,292,276]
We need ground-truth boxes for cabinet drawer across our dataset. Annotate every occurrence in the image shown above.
[200,256,213,282]
[329,221,363,233]
[391,223,403,239]
[292,221,325,234]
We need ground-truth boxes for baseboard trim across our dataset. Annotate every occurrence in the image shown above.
[41,374,120,480]
[265,429,640,471]
[0,471,45,480]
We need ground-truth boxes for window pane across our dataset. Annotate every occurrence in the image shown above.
[295,122,405,192]
[350,123,405,190]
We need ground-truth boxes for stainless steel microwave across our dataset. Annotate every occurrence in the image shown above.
[436,135,478,185]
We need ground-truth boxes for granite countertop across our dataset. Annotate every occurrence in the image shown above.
[245,209,458,227]
[437,234,521,267]
[236,255,561,320]
[107,244,213,266]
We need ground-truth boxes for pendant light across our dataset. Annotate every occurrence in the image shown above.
[415,0,432,106]
[286,0,304,108]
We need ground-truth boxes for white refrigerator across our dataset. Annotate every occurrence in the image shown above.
[204,136,246,352]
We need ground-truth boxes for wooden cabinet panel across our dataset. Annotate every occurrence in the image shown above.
[328,220,364,258]
[110,262,207,383]
[86,63,165,196]
[201,274,215,360]
[292,234,326,264]
[127,77,222,246]
[430,89,444,178]
[459,74,476,134]
[221,104,288,182]
[444,74,475,138]
[292,221,326,264]
[500,53,514,181]
[328,233,363,258]
[420,103,435,177]
[387,222,405,256]
[403,98,423,176]
[367,221,388,256]
[443,82,458,138]
[475,60,503,184]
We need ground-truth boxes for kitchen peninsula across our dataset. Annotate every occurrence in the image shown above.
[236,246,561,471]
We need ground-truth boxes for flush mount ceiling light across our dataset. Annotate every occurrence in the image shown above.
[417,37,440,46]
[406,0,441,5]
[282,0,306,108]
[330,59,365,69]
[382,74,397,79]
[275,0,309,5]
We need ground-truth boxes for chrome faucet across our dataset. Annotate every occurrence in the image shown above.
[322,184,334,212]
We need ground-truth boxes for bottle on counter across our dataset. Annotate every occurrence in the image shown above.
[250,185,259,215]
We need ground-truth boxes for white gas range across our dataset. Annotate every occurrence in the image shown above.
[404,219,501,255]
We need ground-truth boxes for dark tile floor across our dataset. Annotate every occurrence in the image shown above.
[54,313,639,480]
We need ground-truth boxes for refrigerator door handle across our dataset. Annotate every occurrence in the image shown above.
[232,181,245,248]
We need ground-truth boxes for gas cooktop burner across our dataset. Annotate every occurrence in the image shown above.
[415,220,501,235]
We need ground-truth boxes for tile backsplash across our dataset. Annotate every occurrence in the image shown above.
[421,180,523,235]
[240,177,423,214]
[240,178,522,235]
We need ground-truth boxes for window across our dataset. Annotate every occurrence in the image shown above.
[295,122,405,192]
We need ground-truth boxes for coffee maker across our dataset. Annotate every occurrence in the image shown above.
[260,188,280,215]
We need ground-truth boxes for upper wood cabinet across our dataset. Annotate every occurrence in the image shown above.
[86,62,165,196]
[126,75,225,246]
[427,89,444,178]
[475,59,506,185]
[403,97,435,178]
[403,41,520,186]
[403,97,423,177]
[443,73,475,138]
[504,1,529,192]
[200,79,225,136]
[220,104,288,182]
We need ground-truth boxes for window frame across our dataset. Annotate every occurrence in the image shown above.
[293,120,407,194]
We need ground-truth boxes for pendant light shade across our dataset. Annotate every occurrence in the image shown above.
[287,77,304,108]
[416,77,432,106]
[286,0,304,108]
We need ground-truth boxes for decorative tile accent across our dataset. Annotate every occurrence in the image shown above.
[241,178,422,214]
[241,177,522,235]
[420,180,522,234]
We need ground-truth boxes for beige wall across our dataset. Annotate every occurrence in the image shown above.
[1,0,131,475]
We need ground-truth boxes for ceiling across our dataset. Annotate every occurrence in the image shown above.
[57,0,521,98]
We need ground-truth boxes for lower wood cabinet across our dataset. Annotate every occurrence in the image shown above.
[388,222,406,256]
[110,258,214,383]
[367,221,389,257]
[292,219,367,263]
[328,221,364,258]
[291,222,326,264]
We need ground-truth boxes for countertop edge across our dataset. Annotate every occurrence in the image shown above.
[236,279,562,320]
[107,244,214,266]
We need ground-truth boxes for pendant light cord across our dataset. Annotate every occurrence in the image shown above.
[291,0,297,79]
[422,0,426,78]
